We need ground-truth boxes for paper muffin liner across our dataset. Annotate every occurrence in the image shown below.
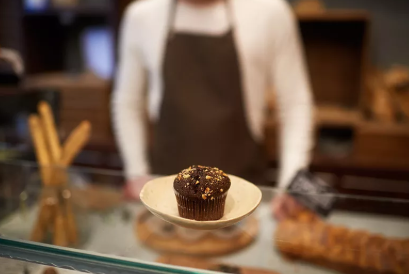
[175,191,227,221]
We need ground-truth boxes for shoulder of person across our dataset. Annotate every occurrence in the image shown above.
[124,0,169,21]
[236,0,295,21]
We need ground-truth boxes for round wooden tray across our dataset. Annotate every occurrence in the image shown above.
[135,210,258,256]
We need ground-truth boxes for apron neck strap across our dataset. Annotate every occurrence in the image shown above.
[167,0,235,36]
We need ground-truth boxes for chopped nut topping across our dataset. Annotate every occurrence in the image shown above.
[211,197,215,200]
[183,174,190,179]
[223,173,228,176]
[187,183,189,186]
[220,189,224,192]
[202,194,207,200]
[205,187,210,194]
[196,181,199,185]
[206,175,212,180]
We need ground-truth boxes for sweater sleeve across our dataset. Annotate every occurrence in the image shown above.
[112,7,149,179]
[270,1,314,188]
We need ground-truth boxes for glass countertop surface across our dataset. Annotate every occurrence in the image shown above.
[1,160,409,274]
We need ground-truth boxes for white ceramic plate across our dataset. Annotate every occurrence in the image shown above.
[140,174,262,230]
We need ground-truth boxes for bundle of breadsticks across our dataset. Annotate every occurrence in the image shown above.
[28,101,91,247]
[274,211,409,274]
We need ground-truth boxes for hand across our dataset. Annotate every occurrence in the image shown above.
[123,175,156,201]
[271,194,304,222]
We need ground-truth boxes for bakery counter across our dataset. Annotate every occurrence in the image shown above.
[0,160,409,274]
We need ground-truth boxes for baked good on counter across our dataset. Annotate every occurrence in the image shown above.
[174,166,231,221]
[135,210,258,256]
[275,212,409,274]
[29,101,91,247]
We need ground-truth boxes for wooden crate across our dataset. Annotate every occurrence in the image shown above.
[298,11,370,108]
[265,11,404,179]
[354,122,409,170]
[23,73,113,147]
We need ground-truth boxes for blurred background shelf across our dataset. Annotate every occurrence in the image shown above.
[23,72,113,148]
[23,6,111,17]
[1,1,409,195]
[297,10,369,21]
[315,105,362,127]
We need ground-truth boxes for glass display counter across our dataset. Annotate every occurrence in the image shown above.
[0,160,409,274]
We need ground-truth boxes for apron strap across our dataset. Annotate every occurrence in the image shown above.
[167,0,235,38]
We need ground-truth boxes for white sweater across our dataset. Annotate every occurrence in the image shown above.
[112,0,314,188]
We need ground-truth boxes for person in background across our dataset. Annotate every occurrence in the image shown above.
[112,0,313,219]
[0,47,24,84]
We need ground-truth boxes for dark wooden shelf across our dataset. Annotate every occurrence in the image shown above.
[265,105,364,128]
[265,104,409,174]
[23,5,110,17]
[296,10,370,22]
[0,86,23,96]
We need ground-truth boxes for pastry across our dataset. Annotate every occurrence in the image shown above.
[173,165,231,221]
[275,212,409,274]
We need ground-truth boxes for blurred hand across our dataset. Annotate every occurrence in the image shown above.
[271,194,304,222]
[123,175,155,201]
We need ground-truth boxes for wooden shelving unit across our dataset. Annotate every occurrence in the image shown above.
[266,11,409,189]
[15,0,134,151]
[296,10,370,22]
[23,72,113,147]
[4,4,409,183]
[23,6,110,17]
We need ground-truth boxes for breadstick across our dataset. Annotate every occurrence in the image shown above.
[57,121,91,245]
[30,196,55,243]
[60,121,91,166]
[30,204,49,242]
[53,186,78,245]
[50,120,90,186]
[38,101,64,187]
[62,190,78,245]
[28,115,51,185]
[38,101,61,163]
[28,115,52,243]
[53,201,69,247]
[65,203,78,245]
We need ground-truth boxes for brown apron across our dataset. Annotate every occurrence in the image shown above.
[150,0,267,184]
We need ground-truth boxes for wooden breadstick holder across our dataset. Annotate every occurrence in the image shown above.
[29,101,91,247]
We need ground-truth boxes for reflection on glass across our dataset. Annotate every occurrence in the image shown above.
[0,160,409,274]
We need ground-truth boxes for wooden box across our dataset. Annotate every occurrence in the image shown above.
[298,11,370,109]
[354,122,409,170]
[265,11,370,162]
[23,73,113,147]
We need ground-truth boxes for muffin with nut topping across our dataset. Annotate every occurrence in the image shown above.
[174,165,231,221]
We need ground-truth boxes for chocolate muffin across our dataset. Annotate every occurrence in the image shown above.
[174,166,231,221]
